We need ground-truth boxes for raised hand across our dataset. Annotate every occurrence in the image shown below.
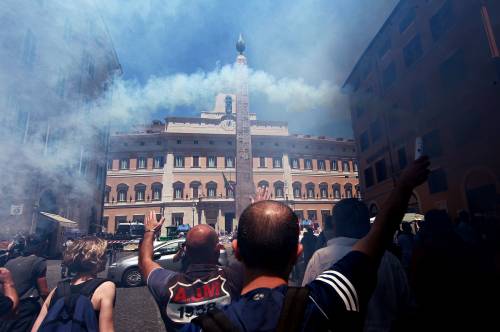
[145,210,165,233]
[398,156,430,190]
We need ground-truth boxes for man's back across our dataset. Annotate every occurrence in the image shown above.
[148,263,243,332]
[4,254,46,299]
[184,251,378,332]
[303,237,410,332]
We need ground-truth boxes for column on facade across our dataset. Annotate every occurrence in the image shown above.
[217,208,223,233]
[282,153,294,201]
[200,208,206,224]
[163,152,174,201]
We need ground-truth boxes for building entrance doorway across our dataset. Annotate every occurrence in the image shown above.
[224,213,235,233]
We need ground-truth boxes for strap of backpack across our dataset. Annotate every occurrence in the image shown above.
[275,287,310,332]
[79,278,109,298]
[191,307,240,332]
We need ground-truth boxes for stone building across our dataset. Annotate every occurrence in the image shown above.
[104,90,359,234]
[0,1,121,254]
[343,0,500,218]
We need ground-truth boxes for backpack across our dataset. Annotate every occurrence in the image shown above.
[38,278,108,332]
[192,287,310,332]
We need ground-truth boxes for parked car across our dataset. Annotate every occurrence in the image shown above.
[107,238,228,287]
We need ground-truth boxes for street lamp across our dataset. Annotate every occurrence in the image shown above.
[191,198,197,227]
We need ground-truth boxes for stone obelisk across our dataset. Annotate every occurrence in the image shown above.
[235,34,254,219]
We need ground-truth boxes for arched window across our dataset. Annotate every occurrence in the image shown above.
[257,180,269,189]
[345,183,353,198]
[190,181,201,198]
[333,183,341,199]
[306,183,315,199]
[104,186,111,203]
[293,182,302,199]
[151,182,163,201]
[173,181,185,200]
[319,183,328,199]
[134,183,146,201]
[117,184,128,202]
[226,182,236,198]
[206,181,217,198]
[274,181,284,198]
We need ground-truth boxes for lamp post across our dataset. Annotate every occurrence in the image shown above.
[191,198,197,227]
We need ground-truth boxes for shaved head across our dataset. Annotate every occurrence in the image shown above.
[237,201,299,277]
[185,224,220,264]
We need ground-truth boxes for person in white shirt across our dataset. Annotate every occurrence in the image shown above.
[303,198,411,332]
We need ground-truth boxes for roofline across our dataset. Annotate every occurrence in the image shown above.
[342,0,404,89]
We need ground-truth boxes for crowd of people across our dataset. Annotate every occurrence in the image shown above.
[0,157,499,331]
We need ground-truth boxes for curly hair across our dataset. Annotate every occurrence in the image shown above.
[63,236,107,275]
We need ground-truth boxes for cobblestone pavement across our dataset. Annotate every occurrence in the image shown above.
[46,260,165,332]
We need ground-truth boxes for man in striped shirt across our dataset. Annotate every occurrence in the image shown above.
[184,157,430,332]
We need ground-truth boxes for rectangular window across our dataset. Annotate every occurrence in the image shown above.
[307,210,317,221]
[275,186,284,198]
[430,0,454,41]
[375,159,388,182]
[259,157,266,168]
[307,187,315,199]
[107,160,112,171]
[295,210,304,221]
[343,161,350,172]
[423,130,443,158]
[331,160,338,171]
[440,49,465,88]
[192,156,199,168]
[304,159,312,170]
[153,187,162,201]
[174,155,184,168]
[364,167,375,188]
[273,157,282,168]
[192,186,199,198]
[118,191,127,202]
[399,7,416,32]
[398,147,408,170]
[207,156,217,168]
[291,158,299,169]
[172,213,184,226]
[153,156,164,169]
[174,187,183,199]
[428,168,448,193]
[136,190,145,202]
[353,161,358,172]
[115,216,127,225]
[360,131,370,151]
[320,187,328,198]
[225,156,235,168]
[207,187,216,198]
[137,157,147,169]
[318,160,326,171]
[293,186,301,199]
[119,158,129,170]
[370,118,382,143]
[382,62,397,89]
[403,35,423,67]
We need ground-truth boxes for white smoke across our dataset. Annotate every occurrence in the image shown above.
[101,64,340,124]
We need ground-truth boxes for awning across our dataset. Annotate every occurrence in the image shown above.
[40,212,78,228]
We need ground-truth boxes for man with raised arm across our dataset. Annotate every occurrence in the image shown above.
[139,211,244,332]
[185,157,430,332]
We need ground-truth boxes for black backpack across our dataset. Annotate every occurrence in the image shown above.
[192,287,310,332]
[38,278,107,332]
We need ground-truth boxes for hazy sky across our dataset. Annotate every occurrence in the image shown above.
[99,0,398,138]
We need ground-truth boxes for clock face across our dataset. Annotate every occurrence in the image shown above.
[221,119,235,131]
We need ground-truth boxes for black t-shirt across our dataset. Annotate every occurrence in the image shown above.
[148,263,244,332]
[0,295,13,317]
[4,255,46,300]
[184,251,377,332]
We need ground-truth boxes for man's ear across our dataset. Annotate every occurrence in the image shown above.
[232,239,242,261]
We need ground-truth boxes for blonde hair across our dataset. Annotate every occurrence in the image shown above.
[63,236,107,275]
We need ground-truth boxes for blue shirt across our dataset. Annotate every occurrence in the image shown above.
[183,251,377,332]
